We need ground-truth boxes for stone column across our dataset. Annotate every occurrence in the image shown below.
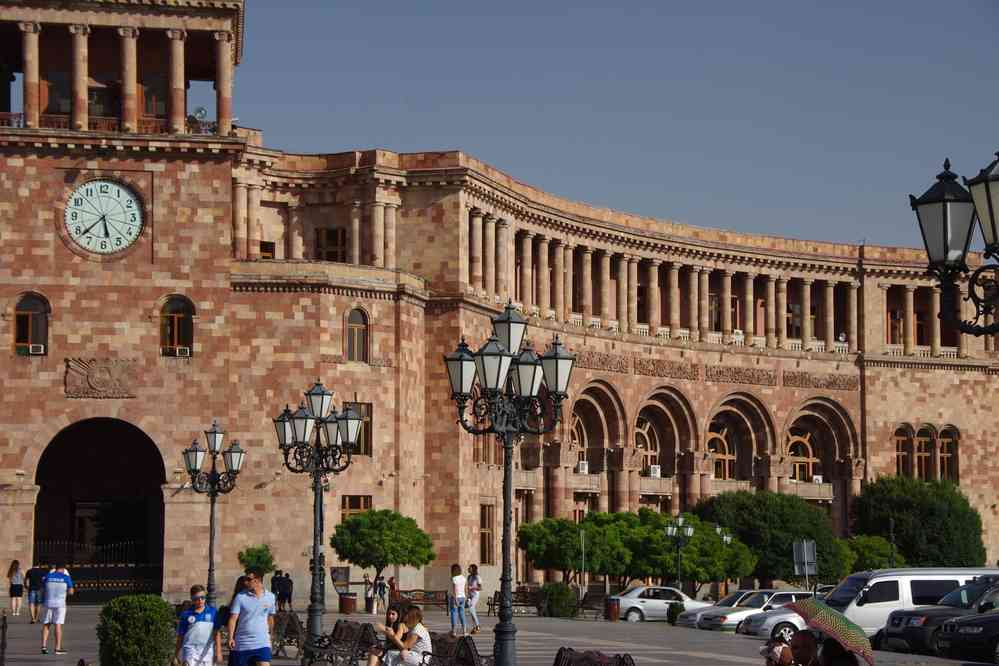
[564,244,574,318]
[766,275,777,349]
[903,285,916,356]
[959,284,969,358]
[743,273,756,340]
[537,237,551,317]
[581,248,593,321]
[930,287,941,357]
[469,208,483,293]
[669,263,681,333]
[232,181,247,259]
[777,278,788,349]
[496,219,510,301]
[600,251,612,326]
[247,185,261,259]
[698,269,710,338]
[385,203,398,270]
[825,280,836,351]
[688,268,700,341]
[616,254,628,332]
[18,23,41,129]
[721,270,733,340]
[801,279,813,349]
[166,30,187,133]
[628,256,639,332]
[553,240,565,321]
[613,470,629,514]
[520,232,534,310]
[848,282,859,353]
[289,205,305,260]
[483,214,496,299]
[685,472,700,511]
[370,202,385,268]
[70,24,91,131]
[350,201,362,265]
[213,31,234,135]
[118,27,139,132]
[648,260,662,333]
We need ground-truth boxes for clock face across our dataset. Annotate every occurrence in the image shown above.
[63,179,144,255]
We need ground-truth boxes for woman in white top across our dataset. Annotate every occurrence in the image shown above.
[379,606,432,666]
[448,563,467,637]
[465,564,482,635]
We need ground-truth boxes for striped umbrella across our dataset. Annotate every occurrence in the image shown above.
[786,597,874,666]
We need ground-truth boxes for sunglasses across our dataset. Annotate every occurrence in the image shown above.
[191,595,206,601]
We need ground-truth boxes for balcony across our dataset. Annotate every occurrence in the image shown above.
[588,316,601,328]
[787,338,803,351]
[731,331,745,346]
[940,346,959,358]
[569,312,584,328]
[569,472,601,492]
[634,323,650,336]
[811,340,826,353]
[0,112,24,128]
[752,335,767,348]
[711,478,755,494]
[833,341,849,354]
[638,474,675,495]
[606,319,619,332]
[656,326,671,339]
[705,331,723,344]
[546,308,557,321]
[0,112,221,136]
[513,468,541,490]
[530,305,540,317]
[914,345,932,358]
[885,344,904,356]
[786,480,834,502]
[675,328,691,343]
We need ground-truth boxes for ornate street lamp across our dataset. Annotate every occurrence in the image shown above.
[443,302,575,666]
[665,516,695,592]
[910,156,999,336]
[272,380,361,648]
[715,524,733,595]
[182,420,245,608]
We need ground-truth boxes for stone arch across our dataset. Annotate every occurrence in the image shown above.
[569,380,627,469]
[939,424,960,482]
[782,397,859,481]
[913,423,938,481]
[634,386,697,477]
[892,422,915,477]
[705,392,776,481]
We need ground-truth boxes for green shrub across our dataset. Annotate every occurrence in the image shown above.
[97,594,176,666]
[237,543,277,574]
[542,582,578,618]
[667,601,684,625]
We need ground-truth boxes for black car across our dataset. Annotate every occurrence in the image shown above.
[886,576,999,655]
[937,611,999,662]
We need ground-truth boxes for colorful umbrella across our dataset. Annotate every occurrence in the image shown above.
[785,596,874,666]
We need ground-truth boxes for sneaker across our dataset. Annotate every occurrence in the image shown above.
[41,648,47,654]
[55,648,66,655]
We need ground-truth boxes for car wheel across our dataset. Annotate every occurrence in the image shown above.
[735,620,744,634]
[771,623,798,644]
[625,609,643,623]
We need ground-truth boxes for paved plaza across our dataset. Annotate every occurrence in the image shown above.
[1,606,993,666]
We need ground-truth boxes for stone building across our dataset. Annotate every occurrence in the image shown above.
[0,0,994,603]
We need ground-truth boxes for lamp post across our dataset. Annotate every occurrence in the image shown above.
[665,516,694,592]
[443,302,576,666]
[182,421,246,608]
[909,155,999,336]
[715,525,732,595]
[272,381,362,646]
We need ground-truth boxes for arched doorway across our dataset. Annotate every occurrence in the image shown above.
[34,418,166,601]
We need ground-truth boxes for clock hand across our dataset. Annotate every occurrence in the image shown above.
[81,214,105,236]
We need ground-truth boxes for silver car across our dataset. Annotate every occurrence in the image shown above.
[675,590,757,628]
[698,589,810,632]
[738,605,810,643]
[610,585,711,622]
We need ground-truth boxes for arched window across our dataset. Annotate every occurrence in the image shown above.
[939,427,959,482]
[14,293,50,355]
[635,416,660,473]
[915,427,935,481]
[346,308,368,362]
[707,426,735,480]
[160,296,195,356]
[787,431,817,482]
[893,426,913,477]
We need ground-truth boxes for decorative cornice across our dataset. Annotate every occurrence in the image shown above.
[705,365,778,386]
[783,371,859,391]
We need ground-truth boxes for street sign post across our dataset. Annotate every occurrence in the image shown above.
[793,539,818,590]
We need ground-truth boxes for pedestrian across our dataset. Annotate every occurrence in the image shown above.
[7,560,24,617]
[270,570,283,600]
[388,576,397,602]
[40,563,74,655]
[366,603,408,666]
[225,568,276,666]
[375,575,387,614]
[175,584,222,666]
[283,572,294,611]
[25,562,46,624]
[373,605,432,666]
[789,631,819,666]
[447,563,467,637]
[819,638,858,666]
[364,573,375,614]
[465,564,482,635]
[216,575,247,629]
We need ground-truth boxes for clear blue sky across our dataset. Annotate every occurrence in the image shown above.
[227,1,997,248]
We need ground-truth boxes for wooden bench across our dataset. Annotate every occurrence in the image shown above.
[485,589,546,616]
[576,592,606,620]
[552,646,635,666]
[397,589,449,610]
[420,635,493,666]
[272,610,307,658]
[303,619,379,666]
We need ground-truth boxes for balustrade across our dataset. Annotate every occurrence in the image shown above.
[634,323,650,336]
[940,346,959,358]
[787,338,803,352]
[705,331,723,344]
[885,344,904,356]
[833,341,849,354]
[656,326,671,339]
[811,340,826,353]
[569,312,584,327]
[0,112,24,128]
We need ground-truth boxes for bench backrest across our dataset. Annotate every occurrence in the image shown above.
[552,647,634,666]
[430,631,461,658]
[456,636,488,666]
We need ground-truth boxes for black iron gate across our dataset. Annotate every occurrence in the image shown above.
[33,540,163,603]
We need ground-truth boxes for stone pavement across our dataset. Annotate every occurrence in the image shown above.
[1,606,992,665]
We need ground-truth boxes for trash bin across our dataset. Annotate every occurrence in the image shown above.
[604,596,620,622]
[365,596,375,614]
[339,592,357,614]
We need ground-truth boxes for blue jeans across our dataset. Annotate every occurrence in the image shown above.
[467,592,480,628]
[449,597,466,632]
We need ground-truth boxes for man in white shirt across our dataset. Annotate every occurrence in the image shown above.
[40,564,74,655]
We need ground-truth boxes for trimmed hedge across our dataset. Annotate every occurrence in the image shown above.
[542,582,578,618]
[97,594,176,666]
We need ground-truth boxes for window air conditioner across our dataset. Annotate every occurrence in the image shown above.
[28,344,45,355]
[175,346,192,357]
[813,474,823,484]
[649,464,662,478]
[576,460,589,475]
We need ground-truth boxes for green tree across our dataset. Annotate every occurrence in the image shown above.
[695,491,853,583]
[517,518,582,581]
[330,509,436,580]
[237,543,277,574]
[848,535,907,571]
[97,594,176,666]
[852,476,985,567]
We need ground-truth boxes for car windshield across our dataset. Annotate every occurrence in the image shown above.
[716,592,744,607]
[825,574,870,610]
[738,592,769,608]
[938,583,990,610]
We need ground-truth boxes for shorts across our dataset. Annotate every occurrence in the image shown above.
[9,584,23,598]
[28,589,43,604]
[228,646,273,666]
[43,606,67,625]
[182,645,216,666]
[383,649,421,666]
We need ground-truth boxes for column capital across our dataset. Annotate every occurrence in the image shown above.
[496,218,510,228]
[166,28,188,41]
[469,207,483,218]
[801,277,814,285]
[776,276,788,287]
[18,22,41,34]
[385,202,400,210]
[845,280,859,289]
[552,238,566,248]
[366,201,385,209]
[247,183,262,192]
[930,285,941,294]
[68,24,91,36]
[213,30,234,42]
[537,235,550,246]
[481,211,495,222]
[352,200,362,208]
[581,246,593,255]
[668,261,681,272]
[722,269,734,277]
[521,230,536,240]
[117,26,140,39]
[743,271,757,279]
[233,179,248,190]
[904,284,917,292]
[649,258,663,266]
[627,254,639,264]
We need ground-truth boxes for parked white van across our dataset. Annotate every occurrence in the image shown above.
[823,568,999,644]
